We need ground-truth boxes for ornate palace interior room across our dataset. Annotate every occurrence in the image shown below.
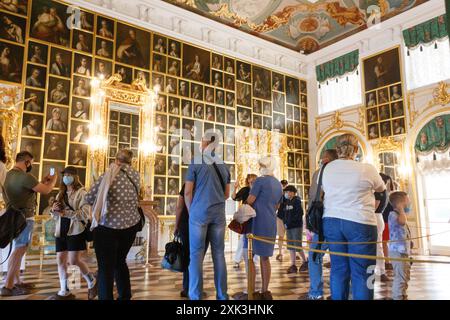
[0,0,449,302]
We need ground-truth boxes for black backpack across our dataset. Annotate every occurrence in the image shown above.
[306,162,328,261]
[0,206,27,264]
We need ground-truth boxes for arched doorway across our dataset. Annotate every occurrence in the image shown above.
[414,114,450,255]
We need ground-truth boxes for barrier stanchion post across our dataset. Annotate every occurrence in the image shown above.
[247,234,255,300]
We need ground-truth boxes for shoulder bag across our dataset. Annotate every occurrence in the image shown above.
[121,169,146,231]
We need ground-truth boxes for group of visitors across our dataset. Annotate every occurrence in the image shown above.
[0,131,413,300]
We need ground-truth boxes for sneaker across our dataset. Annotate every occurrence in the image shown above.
[380,274,390,282]
[276,254,283,262]
[299,261,309,272]
[323,261,331,268]
[47,292,76,300]
[233,263,240,269]
[88,275,98,300]
[260,291,273,300]
[287,265,298,274]
[1,286,30,297]
[298,294,323,300]
[233,291,261,300]
[15,282,36,290]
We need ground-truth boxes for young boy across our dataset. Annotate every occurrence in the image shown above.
[278,185,308,273]
[388,191,413,300]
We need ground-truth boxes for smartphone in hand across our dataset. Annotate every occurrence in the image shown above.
[50,167,55,176]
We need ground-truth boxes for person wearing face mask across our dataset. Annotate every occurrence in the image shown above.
[321,134,386,300]
[48,166,97,300]
[278,185,308,274]
[388,191,413,300]
[1,151,57,297]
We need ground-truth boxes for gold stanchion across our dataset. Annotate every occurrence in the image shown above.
[247,234,255,300]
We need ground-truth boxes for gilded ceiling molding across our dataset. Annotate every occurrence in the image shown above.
[371,136,404,154]
[315,106,366,146]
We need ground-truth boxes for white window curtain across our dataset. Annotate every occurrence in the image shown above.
[317,67,362,115]
[405,38,450,90]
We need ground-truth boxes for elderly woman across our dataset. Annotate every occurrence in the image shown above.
[85,149,142,300]
[244,156,283,300]
[322,133,385,300]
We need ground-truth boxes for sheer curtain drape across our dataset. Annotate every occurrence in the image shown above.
[317,67,362,115]
[405,38,450,90]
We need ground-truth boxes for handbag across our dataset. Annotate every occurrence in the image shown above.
[160,236,186,272]
[305,162,328,261]
[228,219,248,234]
[63,192,93,242]
[121,169,146,231]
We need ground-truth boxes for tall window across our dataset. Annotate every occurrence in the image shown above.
[404,38,450,90]
[317,67,362,115]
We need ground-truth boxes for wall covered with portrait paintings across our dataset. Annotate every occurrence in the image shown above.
[0,0,310,215]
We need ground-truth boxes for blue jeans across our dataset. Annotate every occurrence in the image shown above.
[13,219,34,249]
[308,232,329,298]
[189,212,228,300]
[323,217,377,300]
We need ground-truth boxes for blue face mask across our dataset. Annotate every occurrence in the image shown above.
[404,206,411,214]
[284,193,290,200]
[63,176,74,186]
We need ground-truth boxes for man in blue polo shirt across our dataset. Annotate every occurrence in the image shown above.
[184,131,231,300]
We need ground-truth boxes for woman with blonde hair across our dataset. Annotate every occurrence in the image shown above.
[321,133,385,300]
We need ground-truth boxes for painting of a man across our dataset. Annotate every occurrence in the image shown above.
[116,24,149,69]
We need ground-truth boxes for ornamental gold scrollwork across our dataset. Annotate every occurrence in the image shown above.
[0,85,21,169]
[372,136,404,154]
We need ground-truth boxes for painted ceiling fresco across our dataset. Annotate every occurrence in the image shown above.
[164,0,429,54]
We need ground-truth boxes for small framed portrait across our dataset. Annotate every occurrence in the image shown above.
[304,171,311,185]
[118,143,129,151]
[134,69,150,88]
[28,41,48,65]
[131,115,139,137]
[167,58,180,77]
[303,154,310,169]
[216,107,225,123]
[287,169,295,184]
[168,157,180,176]
[383,152,394,166]
[236,107,251,127]
[205,86,214,103]
[153,34,167,54]
[215,89,225,106]
[119,126,131,143]
[152,53,166,73]
[287,153,295,168]
[226,92,235,108]
[0,41,23,83]
[168,116,180,135]
[74,53,92,77]
[72,29,93,53]
[286,104,293,120]
[168,96,180,115]
[236,82,251,107]
[0,0,28,16]
[25,64,46,88]
[392,118,405,135]
[252,66,271,100]
[367,107,378,123]
[49,47,71,77]
[212,53,223,70]
[39,190,58,214]
[178,80,189,97]
[30,0,69,46]
[224,57,234,74]
[272,72,284,92]
[286,120,293,135]
[295,138,302,150]
[226,109,235,125]
[204,105,215,122]
[300,94,307,108]
[379,104,390,121]
[20,137,41,162]
[168,136,180,155]
[285,76,299,105]
[294,122,301,136]
[95,38,113,59]
[390,84,402,101]
[155,134,167,154]
[167,178,179,196]
[253,99,262,114]
[263,102,272,116]
[263,116,272,131]
[115,64,133,84]
[153,176,166,195]
[225,127,235,144]
[212,70,223,87]
[48,77,70,105]
[21,113,43,137]
[109,121,118,135]
[236,61,251,82]
[295,154,302,168]
[193,103,204,120]
[377,88,389,105]
[109,147,117,158]
[391,101,404,118]
[215,124,225,141]
[45,105,68,132]
[68,144,87,166]
[151,72,164,90]
[24,88,44,113]
[273,113,285,133]
[110,110,119,121]
[191,83,203,100]
[95,59,112,79]
[181,99,192,118]
[109,134,118,146]
[43,133,67,160]
[380,121,392,137]
[296,170,303,184]
[224,74,235,91]
[78,11,94,32]
[168,39,181,59]
[165,77,177,94]
[97,16,114,39]
[153,95,166,114]
[119,111,132,126]
[366,91,377,107]
[116,23,150,69]
[166,197,177,214]
[72,75,91,97]
[301,108,308,123]
[301,124,308,138]
[153,196,165,215]
[225,145,235,162]
[70,120,89,143]
[182,44,210,83]
[253,115,262,129]
[154,114,167,135]
[273,92,285,113]
[300,80,307,94]
[363,47,401,91]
